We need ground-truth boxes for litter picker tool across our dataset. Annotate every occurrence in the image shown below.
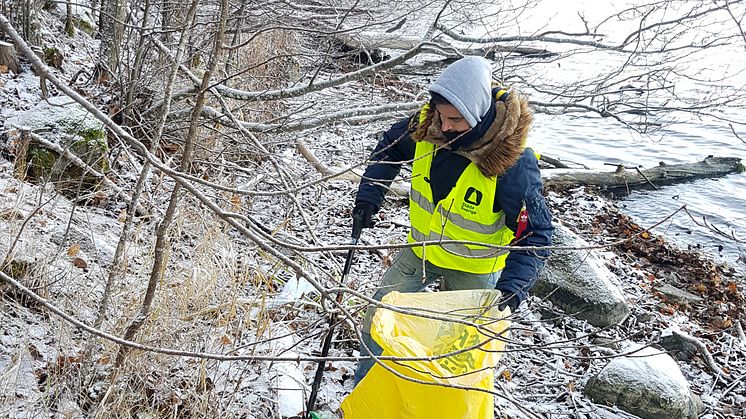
[305,212,365,417]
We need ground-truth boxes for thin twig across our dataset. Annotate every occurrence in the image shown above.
[634,166,659,190]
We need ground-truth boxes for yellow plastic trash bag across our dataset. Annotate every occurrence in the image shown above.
[341,289,510,419]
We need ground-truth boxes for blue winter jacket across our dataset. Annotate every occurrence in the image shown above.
[355,115,553,308]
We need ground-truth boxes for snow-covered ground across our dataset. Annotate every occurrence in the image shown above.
[1,2,744,419]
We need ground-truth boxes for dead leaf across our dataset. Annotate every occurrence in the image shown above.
[230,194,241,210]
[55,355,81,370]
[67,244,80,256]
[501,369,512,381]
[0,64,8,73]
[659,305,675,315]
[0,208,24,220]
[72,258,87,269]
[727,282,739,296]
[382,253,392,268]
[161,143,179,153]
[219,335,232,346]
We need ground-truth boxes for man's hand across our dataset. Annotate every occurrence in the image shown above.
[351,202,377,240]
[497,292,518,313]
[352,202,377,229]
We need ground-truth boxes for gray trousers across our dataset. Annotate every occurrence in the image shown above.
[353,247,498,385]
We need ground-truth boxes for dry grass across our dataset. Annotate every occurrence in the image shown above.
[84,199,303,418]
[0,169,299,417]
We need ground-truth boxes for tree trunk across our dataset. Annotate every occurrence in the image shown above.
[0,41,20,74]
[1,1,42,46]
[98,0,125,78]
[64,0,74,36]
[542,157,745,194]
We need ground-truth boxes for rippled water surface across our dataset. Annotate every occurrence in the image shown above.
[531,112,746,271]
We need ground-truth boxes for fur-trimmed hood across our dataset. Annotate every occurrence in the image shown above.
[411,87,533,178]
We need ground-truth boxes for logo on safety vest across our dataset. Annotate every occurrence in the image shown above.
[464,187,483,206]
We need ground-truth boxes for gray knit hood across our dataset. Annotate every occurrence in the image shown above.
[428,56,493,127]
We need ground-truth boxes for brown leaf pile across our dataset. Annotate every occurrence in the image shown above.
[595,202,743,330]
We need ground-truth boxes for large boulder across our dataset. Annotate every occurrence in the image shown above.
[5,96,109,199]
[584,346,703,419]
[533,223,630,327]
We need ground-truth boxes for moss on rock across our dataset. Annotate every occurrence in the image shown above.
[74,17,96,36]
[43,46,63,69]
[69,134,110,174]
[10,98,110,199]
[51,134,110,197]
[26,144,59,181]
[2,259,33,280]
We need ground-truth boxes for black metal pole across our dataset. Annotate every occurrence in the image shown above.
[305,216,364,417]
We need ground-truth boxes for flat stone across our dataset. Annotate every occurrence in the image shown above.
[655,283,703,305]
[6,96,104,136]
[533,224,630,327]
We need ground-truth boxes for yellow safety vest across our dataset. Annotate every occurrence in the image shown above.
[407,140,515,274]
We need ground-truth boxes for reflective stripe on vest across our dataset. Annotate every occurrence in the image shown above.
[407,141,515,274]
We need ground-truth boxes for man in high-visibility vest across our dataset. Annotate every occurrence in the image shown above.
[352,56,553,384]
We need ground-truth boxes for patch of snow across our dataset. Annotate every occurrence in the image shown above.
[700,393,718,405]
[5,95,104,135]
[268,326,307,418]
[1,346,39,400]
[249,274,316,319]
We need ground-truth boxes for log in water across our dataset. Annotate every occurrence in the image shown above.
[543,156,744,194]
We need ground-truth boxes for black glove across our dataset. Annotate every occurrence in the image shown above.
[497,292,519,313]
[352,202,378,232]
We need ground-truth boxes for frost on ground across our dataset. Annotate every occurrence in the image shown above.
[1,3,745,419]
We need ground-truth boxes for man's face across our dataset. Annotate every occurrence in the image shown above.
[435,103,471,133]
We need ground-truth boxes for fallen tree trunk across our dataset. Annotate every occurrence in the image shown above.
[542,156,744,194]
[336,31,554,63]
[296,139,409,196]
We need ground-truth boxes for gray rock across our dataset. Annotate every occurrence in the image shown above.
[591,336,621,350]
[584,346,704,419]
[655,283,703,305]
[658,329,703,362]
[5,96,109,198]
[533,224,630,327]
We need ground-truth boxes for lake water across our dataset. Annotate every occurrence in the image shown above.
[482,1,746,271]
[531,112,746,271]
